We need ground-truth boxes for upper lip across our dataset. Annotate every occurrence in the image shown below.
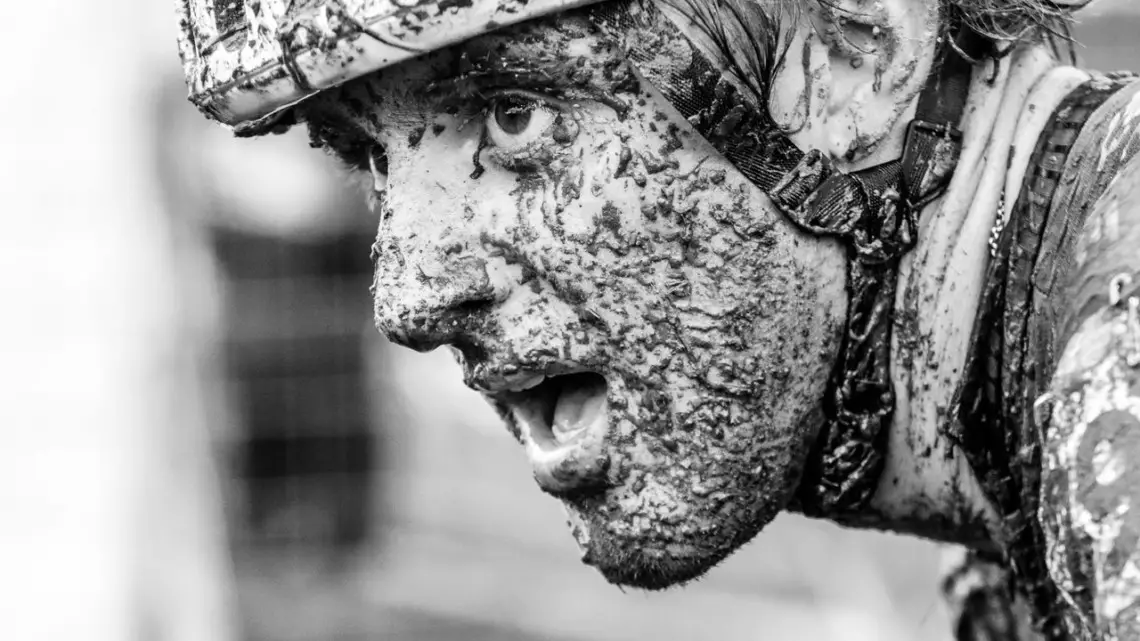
[465,360,592,395]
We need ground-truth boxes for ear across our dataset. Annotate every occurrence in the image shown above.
[769,0,942,168]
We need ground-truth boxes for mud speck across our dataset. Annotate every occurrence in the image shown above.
[408,125,426,148]
[599,202,622,235]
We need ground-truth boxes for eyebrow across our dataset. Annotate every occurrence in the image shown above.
[305,23,622,138]
[424,61,562,102]
[427,18,628,98]
[431,42,593,95]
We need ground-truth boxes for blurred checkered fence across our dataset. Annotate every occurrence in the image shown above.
[143,11,1140,640]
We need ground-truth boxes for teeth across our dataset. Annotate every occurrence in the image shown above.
[474,371,545,393]
[507,373,546,392]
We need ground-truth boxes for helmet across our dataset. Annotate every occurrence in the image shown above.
[177,0,1094,136]
[176,0,604,134]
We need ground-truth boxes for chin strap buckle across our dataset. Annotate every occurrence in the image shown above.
[901,119,964,209]
[769,149,833,217]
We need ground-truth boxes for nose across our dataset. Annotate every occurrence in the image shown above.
[372,242,499,352]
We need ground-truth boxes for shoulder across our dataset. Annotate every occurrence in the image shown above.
[1057,75,1140,342]
[1035,73,1140,641]
[1028,72,1140,350]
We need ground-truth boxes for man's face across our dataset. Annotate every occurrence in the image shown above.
[302,15,843,589]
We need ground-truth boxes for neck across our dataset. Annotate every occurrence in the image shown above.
[672,3,1085,547]
[803,44,1091,548]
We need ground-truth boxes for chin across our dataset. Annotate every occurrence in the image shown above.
[592,547,722,591]
[592,541,729,590]
[475,332,827,595]
[560,465,778,591]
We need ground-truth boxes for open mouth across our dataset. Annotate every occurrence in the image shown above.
[504,372,609,450]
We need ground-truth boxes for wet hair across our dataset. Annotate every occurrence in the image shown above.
[659,0,795,116]
[670,0,1087,90]
[950,0,1085,42]
[947,0,1088,60]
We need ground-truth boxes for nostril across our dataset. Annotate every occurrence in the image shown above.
[382,319,446,352]
[374,255,498,352]
[400,335,446,353]
[381,297,495,353]
[449,335,488,364]
[454,298,494,314]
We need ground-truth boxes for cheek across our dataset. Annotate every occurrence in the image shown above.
[519,120,651,242]
[382,129,520,232]
[532,120,688,251]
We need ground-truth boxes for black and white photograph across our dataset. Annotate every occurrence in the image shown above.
[4,0,1140,639]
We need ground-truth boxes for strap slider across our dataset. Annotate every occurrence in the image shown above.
[770,149,832,216]
[854,188,917,263]
[901,119,963,208]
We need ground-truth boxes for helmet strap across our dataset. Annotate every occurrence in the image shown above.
[591,0,981,515]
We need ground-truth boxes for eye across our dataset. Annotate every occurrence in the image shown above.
[307,119,375,174]
[485,95,558,150]
[493,97,537,134]
[368,145,389,194]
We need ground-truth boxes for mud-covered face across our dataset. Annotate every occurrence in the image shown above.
[302,15,845,589]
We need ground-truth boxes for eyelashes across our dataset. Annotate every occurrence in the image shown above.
[426,68,562,108]
[306,118,374,173]
[305,116,390,197]
[368,146,389,193]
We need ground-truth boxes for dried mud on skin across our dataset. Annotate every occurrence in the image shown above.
[304,16,847,589]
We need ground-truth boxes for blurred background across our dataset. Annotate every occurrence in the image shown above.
[2,2,1139,640]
